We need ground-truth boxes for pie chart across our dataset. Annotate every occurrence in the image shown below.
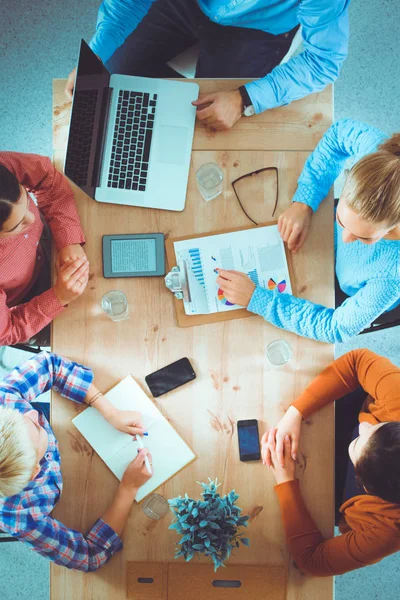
[217,288,235,306]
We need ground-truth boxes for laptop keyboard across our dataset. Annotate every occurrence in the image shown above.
[107,90,157,192]
[64,89,98,187]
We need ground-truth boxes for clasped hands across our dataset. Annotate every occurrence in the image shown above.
[53,243,90,306]
[261,405,303,485]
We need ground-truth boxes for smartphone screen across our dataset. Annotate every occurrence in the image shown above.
[145,358,196,398]
[237,419,261,462]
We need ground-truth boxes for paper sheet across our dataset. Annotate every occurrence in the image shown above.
[173,225,292,315]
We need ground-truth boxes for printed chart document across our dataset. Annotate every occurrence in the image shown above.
[173,225,292,316]
[72,376,196,502]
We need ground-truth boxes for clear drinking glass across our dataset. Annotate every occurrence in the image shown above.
[266,339,292,366]
[101,290,129,321]
[196,162,224,201]
[142,493,169,520]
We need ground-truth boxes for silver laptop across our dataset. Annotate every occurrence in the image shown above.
[65,39,199,211]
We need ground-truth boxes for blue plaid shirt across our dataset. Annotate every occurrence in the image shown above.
[0,352,123,571]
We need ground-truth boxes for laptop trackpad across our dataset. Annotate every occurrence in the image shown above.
[156,125,188,165]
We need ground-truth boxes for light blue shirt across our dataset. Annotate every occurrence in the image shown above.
[248,119,400,344]
[89,0,349,113]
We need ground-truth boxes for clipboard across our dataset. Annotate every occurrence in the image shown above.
[165,221,296,328]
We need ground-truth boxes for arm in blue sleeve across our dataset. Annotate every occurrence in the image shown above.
[291,119,388,211]
[247,279,400,344]
[89,0,157,63]
[19,516,122,572]
[0,351,93,409]
[245,0,349,113]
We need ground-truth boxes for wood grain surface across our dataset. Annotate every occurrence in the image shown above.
[51,79,334,600]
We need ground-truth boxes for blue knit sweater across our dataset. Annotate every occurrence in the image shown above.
[248,119,400,343]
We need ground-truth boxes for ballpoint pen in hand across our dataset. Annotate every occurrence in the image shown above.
[136,434,152,475]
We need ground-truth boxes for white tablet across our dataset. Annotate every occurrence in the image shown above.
[102,234,165,278]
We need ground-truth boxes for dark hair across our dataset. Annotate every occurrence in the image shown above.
[0,165,21,230]
[355,422,400,504]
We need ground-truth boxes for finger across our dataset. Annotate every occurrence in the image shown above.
[136,447,149,464]
[291,435,298,461]
[60,256,87,278]
[216,276,233,290]
[280,222,290,243]
[287,225,300,251]
[265,445,273,468]
[276,435,285,468]
[192,94,216,106]
[196,106,216,121]
[284,436,292,462]
[292,228,308,254]
[67,262,90,286]
[126,426,145,436]
[277,216,283,234]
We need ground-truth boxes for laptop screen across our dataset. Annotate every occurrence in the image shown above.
[64,40,110,195]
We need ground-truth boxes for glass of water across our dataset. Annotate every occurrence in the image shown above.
[196,162,224,201]
[142,493,169,520]
[266,339,292,366]
[101,290,129,321]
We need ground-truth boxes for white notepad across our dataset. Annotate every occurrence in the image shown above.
[72,376,196,502]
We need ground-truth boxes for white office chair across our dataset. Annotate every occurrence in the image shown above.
[167,26,303,78]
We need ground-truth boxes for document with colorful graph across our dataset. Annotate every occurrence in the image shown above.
[173,225,292,315]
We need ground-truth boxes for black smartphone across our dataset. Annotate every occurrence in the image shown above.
[145,358,196,398]
[237,419,261,462]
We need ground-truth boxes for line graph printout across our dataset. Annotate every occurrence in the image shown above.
[173,225,292,316]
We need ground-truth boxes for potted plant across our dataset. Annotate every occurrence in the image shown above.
[168,478,250,571]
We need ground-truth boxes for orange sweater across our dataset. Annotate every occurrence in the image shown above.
[275,349,400,576]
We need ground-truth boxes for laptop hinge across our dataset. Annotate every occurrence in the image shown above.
[92,87,113,189]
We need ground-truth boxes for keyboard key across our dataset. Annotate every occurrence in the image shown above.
[143,129,153,162]
[139,185,146,191]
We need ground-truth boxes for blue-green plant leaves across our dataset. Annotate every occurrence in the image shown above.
[168,478,250,571]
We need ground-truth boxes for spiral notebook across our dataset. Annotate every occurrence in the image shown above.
[72,376,196,502]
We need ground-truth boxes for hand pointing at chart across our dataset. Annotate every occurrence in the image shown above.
[216,269,256,307]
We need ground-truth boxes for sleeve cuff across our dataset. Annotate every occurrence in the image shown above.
[275,478,300,496]
[87,519,123,554]
[247,286,273,317]
[291,393,315,420]
[60,363,94,404]
[245,78,281,114]
[53,230,86,252]
[292,183,321,212]
[36,288,66,317]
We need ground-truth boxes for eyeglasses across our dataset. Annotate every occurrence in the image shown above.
[231,167,279,226]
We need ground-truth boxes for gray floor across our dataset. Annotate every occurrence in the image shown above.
[0,0,400,598]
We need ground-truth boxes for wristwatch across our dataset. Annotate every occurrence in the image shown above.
[238,85,255,117]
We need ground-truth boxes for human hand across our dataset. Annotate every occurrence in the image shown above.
[261,406,302,468]
[53,256,89,305]
[263,428,296,485]
[56,244,87,274]
[216,269,256,307]
[107,409,146,436]
[192,90,243,131]
[65,67,77,101]
[277,202,313,253]
[121,449,153,491]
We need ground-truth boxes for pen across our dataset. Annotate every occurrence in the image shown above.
[136,434,152,474]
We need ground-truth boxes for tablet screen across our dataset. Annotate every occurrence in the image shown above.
[111,238,157,273]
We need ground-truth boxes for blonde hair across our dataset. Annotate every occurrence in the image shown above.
[0,407,37,497]
[342,134,400,227]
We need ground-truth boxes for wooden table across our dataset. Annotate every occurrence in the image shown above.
[51,79,334,600]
